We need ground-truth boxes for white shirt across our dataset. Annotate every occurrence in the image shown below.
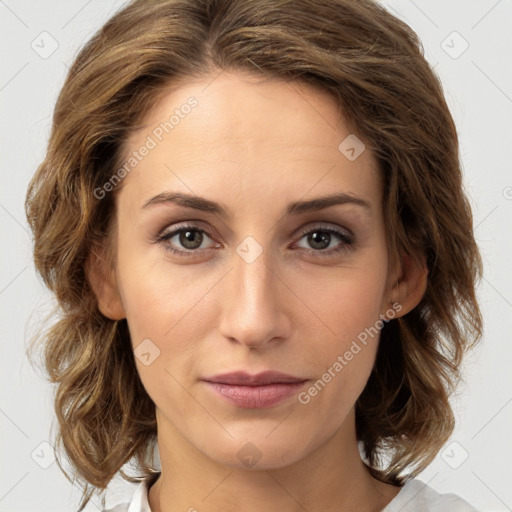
[103,475,480,512]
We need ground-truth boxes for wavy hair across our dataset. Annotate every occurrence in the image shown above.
[25,0,483,509]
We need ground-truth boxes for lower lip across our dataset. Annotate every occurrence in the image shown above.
[203,381,308,408]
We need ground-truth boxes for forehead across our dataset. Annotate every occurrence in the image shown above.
[118,71,381,213]
[126,72,360,156]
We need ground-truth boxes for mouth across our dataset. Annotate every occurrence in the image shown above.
[202,371,309,408]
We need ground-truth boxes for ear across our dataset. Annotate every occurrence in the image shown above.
[85,244,126,320]
[386,252,428,318]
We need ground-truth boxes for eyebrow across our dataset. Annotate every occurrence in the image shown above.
[141,191,372,217]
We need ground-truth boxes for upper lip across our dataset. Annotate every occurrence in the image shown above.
[202,371,307,386]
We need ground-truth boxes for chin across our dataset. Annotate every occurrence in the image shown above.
[195,428,317,471]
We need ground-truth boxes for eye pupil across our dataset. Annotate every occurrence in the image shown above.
[308,231,330,250]
[180,229,203,249]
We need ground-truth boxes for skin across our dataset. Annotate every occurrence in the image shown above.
[88,70,427,512]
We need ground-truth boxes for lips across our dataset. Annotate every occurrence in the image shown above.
[202,370,306,386]
[202,371,309,408]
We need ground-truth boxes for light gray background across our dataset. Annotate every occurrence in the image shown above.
[1,1,511,511]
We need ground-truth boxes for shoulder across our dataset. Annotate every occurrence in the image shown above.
[102,505,131,512]
[383,478,480,512]
[103,475,155,512]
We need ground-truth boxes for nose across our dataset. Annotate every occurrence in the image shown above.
[218,243,291,349]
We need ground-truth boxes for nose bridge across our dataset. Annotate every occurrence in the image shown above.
[218,237,290,348]
[236,240,273,308]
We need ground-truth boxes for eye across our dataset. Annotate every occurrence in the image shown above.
[154,224,218,257]
[293,224,355,256]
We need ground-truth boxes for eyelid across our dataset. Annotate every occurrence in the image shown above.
[154,222,216,246]
[294,221,353,240]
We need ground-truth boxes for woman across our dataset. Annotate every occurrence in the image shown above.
[25,0,483,511]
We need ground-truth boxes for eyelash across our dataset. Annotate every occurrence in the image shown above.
[153,222,355,259]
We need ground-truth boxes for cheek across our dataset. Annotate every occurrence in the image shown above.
[295,258,388,405]
[304,257,388,344]
[117,260,218,408]
[115,244,217,344]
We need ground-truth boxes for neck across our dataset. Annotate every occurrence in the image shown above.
[148,408,400,512]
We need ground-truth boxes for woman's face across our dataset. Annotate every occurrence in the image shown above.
[106,71,402,469]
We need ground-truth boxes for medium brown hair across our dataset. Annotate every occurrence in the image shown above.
[25,0,483,509]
